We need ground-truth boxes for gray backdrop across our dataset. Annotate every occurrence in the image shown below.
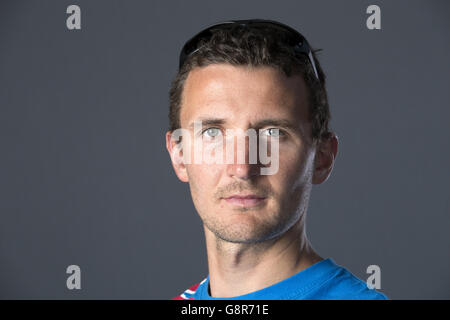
[0,0,449,299]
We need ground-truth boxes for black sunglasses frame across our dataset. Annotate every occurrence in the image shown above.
[178,19,320,80]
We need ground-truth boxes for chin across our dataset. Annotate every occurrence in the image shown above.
[206,214,282,244]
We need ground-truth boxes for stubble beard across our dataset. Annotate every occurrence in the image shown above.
[200,196,305,245]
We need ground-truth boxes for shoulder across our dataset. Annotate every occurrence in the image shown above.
[170,278,207,300]
[310,267,389,300]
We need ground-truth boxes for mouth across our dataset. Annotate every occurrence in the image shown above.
[222,194,267,207]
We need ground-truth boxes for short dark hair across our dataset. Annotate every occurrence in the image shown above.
[169,23,332,145]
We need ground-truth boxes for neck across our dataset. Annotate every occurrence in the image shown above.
[204,216,323,298]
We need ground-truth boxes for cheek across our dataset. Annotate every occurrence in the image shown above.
[277,145,314,189]
[186,164,223,197]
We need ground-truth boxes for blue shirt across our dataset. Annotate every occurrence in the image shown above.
[177,258,388,300]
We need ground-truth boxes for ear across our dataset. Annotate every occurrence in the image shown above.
[165,131,189,183]
[312,132,339,185]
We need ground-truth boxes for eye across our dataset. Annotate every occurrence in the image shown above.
[261,128,284,137]
[202,127,221,138]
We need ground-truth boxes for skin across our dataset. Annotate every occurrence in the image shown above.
[166,63,338,298]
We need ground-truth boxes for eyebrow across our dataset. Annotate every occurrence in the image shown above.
[188,117,301,132]
[188,117,226,129]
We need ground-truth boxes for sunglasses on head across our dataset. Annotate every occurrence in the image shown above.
[178,19,320,80]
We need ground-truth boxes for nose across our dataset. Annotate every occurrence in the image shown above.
[225,134,260,180]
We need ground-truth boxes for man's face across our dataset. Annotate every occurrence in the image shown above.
[169,64,318,243]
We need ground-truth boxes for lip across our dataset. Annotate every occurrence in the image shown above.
[222,194,267,207]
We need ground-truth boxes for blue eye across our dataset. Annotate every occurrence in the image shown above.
[202,127,221,138]
[262,128,283,137]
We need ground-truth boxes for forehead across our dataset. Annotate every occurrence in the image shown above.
[180,64,310,127]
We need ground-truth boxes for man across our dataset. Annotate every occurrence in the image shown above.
[165,19,388,300]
